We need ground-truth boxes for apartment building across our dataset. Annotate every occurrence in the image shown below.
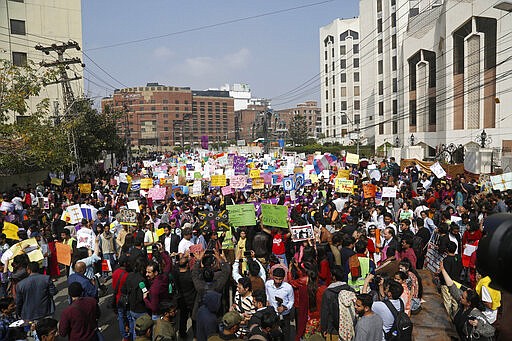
[0,0,83,122]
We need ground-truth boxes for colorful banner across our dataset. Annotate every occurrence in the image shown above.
[335,178,353,193]
[211,174,227,187]
[261,204,288,228]
[50,177,63,186]
[226,204,257,227]
[201,135,209,149]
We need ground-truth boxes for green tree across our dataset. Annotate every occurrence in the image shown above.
[288,114,309,146]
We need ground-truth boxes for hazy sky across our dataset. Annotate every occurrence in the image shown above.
[81,0,359,109]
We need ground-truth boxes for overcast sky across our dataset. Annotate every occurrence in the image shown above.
[81,0,359,109]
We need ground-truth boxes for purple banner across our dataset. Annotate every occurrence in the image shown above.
[201,135,209,149]
[233,156,247,175]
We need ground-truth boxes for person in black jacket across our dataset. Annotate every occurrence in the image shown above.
[174,251,197,339]
[159,223,180,255]
[122,256,149,339]
[320,266,355,339]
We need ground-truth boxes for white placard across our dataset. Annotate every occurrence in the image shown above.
[66,204,84,224]
[382,187,397,198]
[127,200,140,213]
[430,162,447,178]
[76,227,95,249]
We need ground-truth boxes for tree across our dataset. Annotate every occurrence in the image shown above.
[288,114,309,146]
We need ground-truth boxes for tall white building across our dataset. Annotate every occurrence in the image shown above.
[320,0,512,162]
[0,0,83,122]
[220,83,252,111]
[319,18,361,144]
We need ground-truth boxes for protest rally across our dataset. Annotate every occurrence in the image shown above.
[0,150,510,341]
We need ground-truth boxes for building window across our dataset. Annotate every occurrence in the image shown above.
[393,121,398,134]
[325,77,328,86]
[325,64,328,73]
[341,73,347,83]
[332,88,335,98]
[326,104,329,112]
[392,56,397,71]
[355,114,360,124]
[378,39,383,54]
[377,19,383,33]
[12,52,27,66]
[391,13,396,27]
[332,48,335,57]
[10,19,26,35]
[175,100,179,104]
[163,99,168,104]
[332,61,335,71]
[391,0,396,5]
[163,113,168,118]
[332,75,336,85]
[393,99,398,115]
[377,0,382,12]
[340,59,346,69]
[325,90,329,100]
[393,78,398,93]
[379,123,384,134]
[379,101,384,116]
[151,106,156,111]
[378,81,384,95]
[378,60,383,74]
[354,100,360,110]
[353,44,359,54]
[353,58,359,68]
[324,50,328,60]
[341,87,347,97]
[163,106,168,110]
[354,86,360,96]
[340,45,346,55]
[341,101,347,110]
[392,35,397,49]
[354,72,360,82]
[332,102,336,111]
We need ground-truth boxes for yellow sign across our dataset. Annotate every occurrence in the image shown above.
[140,178,154,189]
[211,174,227,187]
[50,178,62,186]
[3,222,19,240]
[345,152,360,165]
[252,177,265,190]
[249,169,261,178]
[78,183,92,194]
[310,174,319,183]
[335,178,354,193]
[337,169,350,179]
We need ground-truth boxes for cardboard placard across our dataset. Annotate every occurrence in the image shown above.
[76,227,95,249]
[335,178,353,193]
[221,186,233,196]
[252,177,265,190]
[55,242,71,266]
[140,178,154,189]
[148,187,167,200]
[230,175,247,189]
[261,204,288,228]
[249,169,261,179]
[345,153,360,165]
[290,224,314,242]
[78,183,92,194]
[226,204,257,227]
[3,222,19,240]
[211,174,227,187]
[382,187,397,198]
[363,184,377,198]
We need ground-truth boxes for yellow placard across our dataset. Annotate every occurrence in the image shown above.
[3,222,19,240]
[310,174,319,183]
[345,152,360,165]
[211,174,227,187]
[249,169,261,179]
[337,169,350,179]
[156,228,165,238]
[50,178,63,186]
[335,178,354,193]
[141,178,154,189]
[78,183,92,194]
[252,177,265,190]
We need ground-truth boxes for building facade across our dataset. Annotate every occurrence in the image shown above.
[319,18,362,144]
[320,0,512,161]
[0,0,83,122]
[275,101,322,140]
[102,84,235,150]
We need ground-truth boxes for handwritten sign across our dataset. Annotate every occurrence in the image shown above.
[382,187,397,198]
[345,152,360,165]
[252,177,265,190]
[430,162,447,178]
[140,178,154,189]
[211,174,227,187]
[76,227,95,249]
[230,175,247,189]
[50,177,63,186]
[249,169,260,179]
[148,187,167,200]
[261,204,288,228]
[66,204,83,224]
[233,156,247,175]
[335,178,353,193]
[226,204,257,227]
[221,186,233,196]
[337,169,350,179]
[78,183,92,194]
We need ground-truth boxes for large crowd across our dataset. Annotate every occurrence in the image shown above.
[0,151,508,341]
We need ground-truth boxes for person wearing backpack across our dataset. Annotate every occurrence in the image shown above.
[320,266,355,341]
[371,278,413,341]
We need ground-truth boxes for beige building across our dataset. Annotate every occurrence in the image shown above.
[0,0,83,122]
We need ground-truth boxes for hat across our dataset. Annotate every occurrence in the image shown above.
[182,223,193,235]
[222,311,243,329]
[135,314,154,332]
[182,222,193,230]
[273,268,286,278]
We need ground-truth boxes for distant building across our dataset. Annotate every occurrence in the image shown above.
[102,83,234,150]
[220,83,252,111]
[275,101,321,139]
[0,0,83,122]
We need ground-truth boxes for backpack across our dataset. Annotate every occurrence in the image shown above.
[325,284,355,334]
[411,235,425,259]
[383,299,413,341]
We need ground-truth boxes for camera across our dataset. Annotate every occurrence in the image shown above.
[477,213,512,293]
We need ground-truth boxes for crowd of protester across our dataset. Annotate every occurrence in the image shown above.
[0,151,508,341]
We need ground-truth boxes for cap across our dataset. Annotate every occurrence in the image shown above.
[135,314,154,332]
[222,311,243,329]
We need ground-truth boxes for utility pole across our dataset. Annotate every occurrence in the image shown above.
[36,41,83,176]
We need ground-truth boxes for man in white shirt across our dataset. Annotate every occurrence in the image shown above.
[177,224,194,255]
[371,279,405,341]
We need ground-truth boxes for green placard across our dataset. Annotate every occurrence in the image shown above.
[226,204,257,227]
[261,204,288,228]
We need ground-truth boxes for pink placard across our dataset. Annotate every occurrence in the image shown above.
[221,186,233,196]
[148,187,167,200]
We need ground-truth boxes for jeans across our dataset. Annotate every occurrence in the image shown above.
[128,311,145,341]
[117,308,130,339]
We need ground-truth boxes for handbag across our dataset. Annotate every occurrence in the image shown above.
[108,270,128,310]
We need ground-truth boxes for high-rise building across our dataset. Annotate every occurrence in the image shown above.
[319,18,361,144]
[0,0,83,122]
[102,83,234,150]
[275,101,322,140]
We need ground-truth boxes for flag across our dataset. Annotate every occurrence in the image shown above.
[201,135,209,149]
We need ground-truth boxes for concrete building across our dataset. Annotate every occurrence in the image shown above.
[219,83,252,111]
[102,83,234,150]
[319,18,362,144]
[234,101,270,142]
[275,101,322,139]
[0,0,83,122]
